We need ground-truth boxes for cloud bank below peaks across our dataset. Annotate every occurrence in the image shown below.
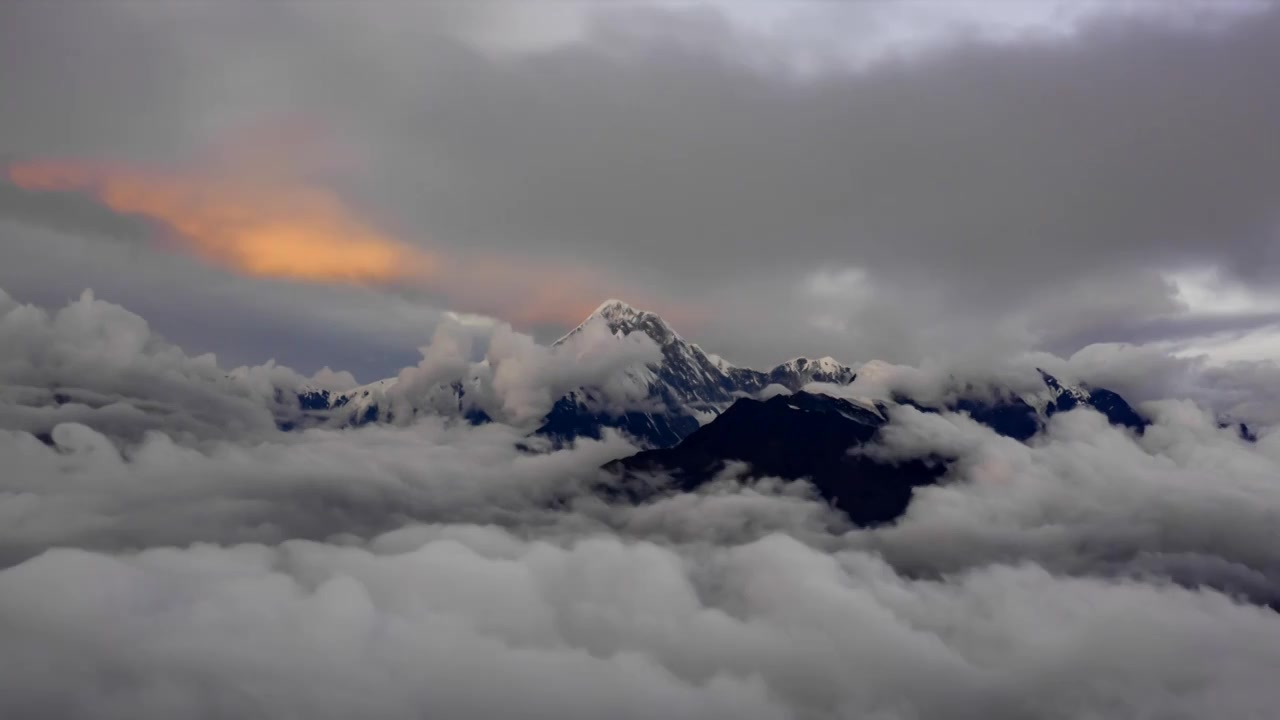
[2,288,1280,718]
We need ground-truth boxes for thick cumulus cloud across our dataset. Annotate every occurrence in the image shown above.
[2,290,1280,718]
[856,403,1280,606]
[6,529,1280,720]
[0,287,296,442]
[0,288,661,441]
[385,314,662,426]
[0,418,636,567]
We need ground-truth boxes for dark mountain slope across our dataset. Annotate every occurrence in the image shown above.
[607,392,945,527]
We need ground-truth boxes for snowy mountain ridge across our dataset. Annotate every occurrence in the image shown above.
[288,300,1147,447]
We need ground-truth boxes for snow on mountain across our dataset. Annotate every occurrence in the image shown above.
[551,299,859,407]
[556,299,741,409]
[532,300,866,446]
[809,361,1148,440]
[286,299,860,447]
[292,376,486,428]
[298,378,392,413]
[769,356,857,386]
[557,299,677,344]
[1031,368,1148,431]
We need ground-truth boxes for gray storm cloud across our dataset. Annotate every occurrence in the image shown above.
[2,2,1279,371]
[1,288,1280,718]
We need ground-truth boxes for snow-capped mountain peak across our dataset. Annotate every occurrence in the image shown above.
[536,300,861,444]
[555,299,680,347]
[768,355,857,386]
[592,298,642,319]
[1036,368,1089,404]
[293,298,862,447]
[1029,368,1146,430]
[595,299,679,344]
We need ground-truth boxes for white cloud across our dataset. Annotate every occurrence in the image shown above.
[3,511,1279,718]
[2,287,1280,718]
[0,287,286,442]
[858,401,1280,604]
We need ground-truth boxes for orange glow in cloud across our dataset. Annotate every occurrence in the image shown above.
[8,159,436,284]
[6,155,693,330]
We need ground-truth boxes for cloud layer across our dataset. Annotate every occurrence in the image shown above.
[1,288,1279,718]
[3,7,1280,714]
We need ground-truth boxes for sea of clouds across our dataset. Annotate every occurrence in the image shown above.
[2,287,1279,719]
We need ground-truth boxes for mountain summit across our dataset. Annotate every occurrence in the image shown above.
[537,300,861,445]
[558,299,681,346]
[555,299,859,407]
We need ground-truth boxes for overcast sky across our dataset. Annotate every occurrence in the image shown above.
[2,0,1278,380]
[4,7,1280,715]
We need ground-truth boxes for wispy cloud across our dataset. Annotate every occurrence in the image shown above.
[6,154,682,330]
[8,158,434,284]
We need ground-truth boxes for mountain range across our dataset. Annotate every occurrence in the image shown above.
[292,300,863,443]
[291,298,1147,447]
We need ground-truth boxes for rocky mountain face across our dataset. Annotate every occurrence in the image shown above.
[606,391,944,527]
[1037,369,1148,431]
[552,300,860,404]
[534,301,860,446]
